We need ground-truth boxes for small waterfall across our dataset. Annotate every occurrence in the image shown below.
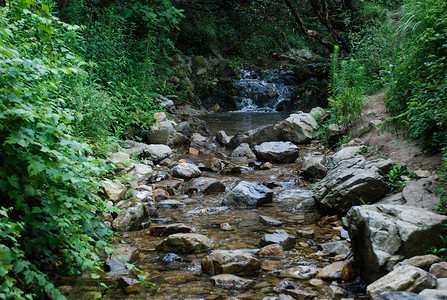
[234,69,300,112]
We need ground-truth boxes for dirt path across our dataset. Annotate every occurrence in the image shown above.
[348,92,443,171]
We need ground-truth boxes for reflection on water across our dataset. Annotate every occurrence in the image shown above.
[199,111,290,136]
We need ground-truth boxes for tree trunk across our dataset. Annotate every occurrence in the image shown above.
[283,0,335,51]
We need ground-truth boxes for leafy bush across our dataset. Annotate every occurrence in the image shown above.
[385,0,447,152]
[0,1,113,298]
[328,46,366,128]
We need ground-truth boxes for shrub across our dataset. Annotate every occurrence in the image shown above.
[0,2,113,298]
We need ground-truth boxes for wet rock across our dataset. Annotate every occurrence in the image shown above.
[329,146,363,164]
[279,265,319,280]
[216,130,231,145]
[210,274,255,290]
[277,112,319,143]
[284,289,319,299]
[429,261,447,278]
[309,279,325,287]
[313,156,390,214]
[118,276,141,294]
[395,255,441,271]
[374,291,438,300]
[300,156,328,179]
[102,180,127,203]
[142,144,173,162]
[149,223,192,236]
[201,249,261,276]
[112,199,150,232]
[151,171,169,183]
[223,181,273,208]
[231,143,256,158]
[329,283,347,298]
[317,260,355,281]
[366,265,437,299]
[260,230,296,250]
[253,141,299,163]
[345,204,447,282]
[221,162,242,175]
[258,244,286,259]
[182,177,226,195]
[162,253,184,263]
[229,125,281,149]
[317,241,351,257]
[419,289,447,299]
[125,163,153,184]
[201,158,224,172]
[156,233,213,253]
[152,188,169,201]
[172,162,202,179]
[260,162,273,170]
[259,215,283,226]
[153,179,183,195]
[326,124,341,146]
[132,190,151,202]
[157,200,185,209]
[105,244,139,275]
[273,280,301,293]
[402,176,442,211]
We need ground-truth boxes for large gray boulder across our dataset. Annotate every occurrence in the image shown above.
[172,162,202,179]
[300,156,327,179]
[181,177,226,195]
[345,204,447,282]
[102,180,127,203]
[156,233,213,253]
[201,250,261,276]
[229,125,280,148]
[277,112,318,143]
[222,181,273,208]
[125,163,153,184]
[112,199,150,231]
[231,143,256,158]
[253,141,299,163]
[374,291,438,300]
[142,144,173,162]
[367,265,437,299]
[313,156,392,214]
[402,176,442,211]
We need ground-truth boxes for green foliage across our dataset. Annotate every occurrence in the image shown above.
[435,152,447,214]
[328,46,366,128]
[385,0,447,152]
[0,1,114,298]
[386,165,409,191]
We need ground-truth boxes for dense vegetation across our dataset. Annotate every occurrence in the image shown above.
[0,0,446,298]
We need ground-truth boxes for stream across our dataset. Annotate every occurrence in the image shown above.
[53,70,363,299]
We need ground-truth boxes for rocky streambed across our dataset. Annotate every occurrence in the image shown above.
[54,107,447,300]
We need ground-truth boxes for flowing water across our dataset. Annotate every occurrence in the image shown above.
[54,70,363,299]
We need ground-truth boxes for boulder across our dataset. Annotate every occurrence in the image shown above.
[107,152,131,165]
[149,223,192,236]
[125,163,153,184]
[172,162,202,179]
[216,130,231,145]
[231,143,256,158]
[253,141,299,163]
[309,107,327,120]
[258,244,286,258]
[419,289,447,299]
[181,177,226,195]
[300,156,327,179]
[229,125,281,149]
[395,255,441,271]
[142,144,173,162]
[366,265,437,298]
[317,241,352,257]
[313,156,390,214]
[112,199,150,232]
[210,274,255,290]
[222,181,273,208]
[326,123,341,146]
[317,260,355,281]
[201,250,261,276]
[402,176,442,211]
[329,146,363,164]
[429,261,447,278]
[118,276,141,294]
[259,230,296,250]
[277,112,318,143]
[156,233,213,253]
[102,180,127,203]
[345,204,447,282]
[374,291,438,300]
